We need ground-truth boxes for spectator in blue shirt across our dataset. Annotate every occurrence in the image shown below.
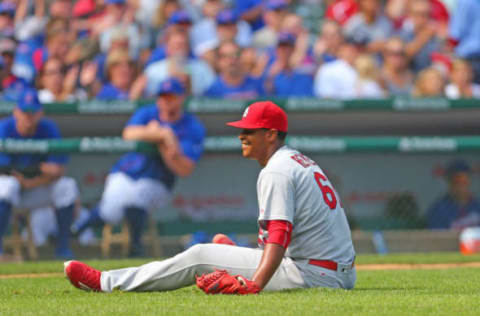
[191,8,252,58]
[234,0,264,32]
[448,0,480,83]
[147,10,195,67]
[0,88,79,259]
[264,33,314,97]
[427,160,480,230]
[72,78,205,257]
[204,41,264,99]
[215,9,252,48]
[96,49,136,100]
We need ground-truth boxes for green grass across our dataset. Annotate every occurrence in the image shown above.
[1,253,480,315]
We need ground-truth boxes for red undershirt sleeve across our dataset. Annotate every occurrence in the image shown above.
[265,220,293,249]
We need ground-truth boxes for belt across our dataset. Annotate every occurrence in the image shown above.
[308,259,355,272]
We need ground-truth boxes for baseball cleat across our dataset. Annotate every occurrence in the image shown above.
[212,233,236,246]
[64,260,102,292]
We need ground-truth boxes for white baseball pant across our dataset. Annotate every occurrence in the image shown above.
[0,175,78,209]
[98,172,171,224]
[101,244,356,292]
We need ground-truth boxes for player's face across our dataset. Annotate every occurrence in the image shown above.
[13,109,43,136]
[238,128,269,162]
[157,93,185,122]
[449,172,471,200]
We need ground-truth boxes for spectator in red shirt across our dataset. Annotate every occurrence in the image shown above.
[385,0,449,28]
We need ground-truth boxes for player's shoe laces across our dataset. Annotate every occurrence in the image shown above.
[64,260,102,292]
[196,269,228,291]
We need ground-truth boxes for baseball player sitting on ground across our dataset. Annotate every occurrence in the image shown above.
[71,78,205,257]
[0,88,79,259]
[65,101,356,294]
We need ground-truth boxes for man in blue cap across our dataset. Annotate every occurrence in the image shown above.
[264,32,314,97]
[427,159,480,229]
[0,88,79,259]
[190,6,252,61]
[215,9,252,47]
[72,78,205,257]
[145,11,196,67]
[167,10,192,29]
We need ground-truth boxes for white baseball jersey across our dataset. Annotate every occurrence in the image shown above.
[257,146,355,264]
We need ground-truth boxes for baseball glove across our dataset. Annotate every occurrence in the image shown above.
[196,269,261,295]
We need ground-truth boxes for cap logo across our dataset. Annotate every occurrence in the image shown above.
[243,106,249,118]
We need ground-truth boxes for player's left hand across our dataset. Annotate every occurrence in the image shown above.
[196,269,261,295]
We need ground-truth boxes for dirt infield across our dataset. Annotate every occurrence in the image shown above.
[1,262,480,279]
[0,273,64,279]
[356,262,480,270]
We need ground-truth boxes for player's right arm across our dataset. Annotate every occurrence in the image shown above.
[122,107,167,143]
[251,171,295,288]
[252,219,292,289]
[123,121,168,143]
[252,243,285,289]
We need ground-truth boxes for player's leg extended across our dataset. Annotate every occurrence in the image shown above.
[0,176,20,254]
[100,243,305,292]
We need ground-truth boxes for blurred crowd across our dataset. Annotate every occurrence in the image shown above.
[0,0,479,103]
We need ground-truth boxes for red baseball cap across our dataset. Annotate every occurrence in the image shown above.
[226,101,288,132]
